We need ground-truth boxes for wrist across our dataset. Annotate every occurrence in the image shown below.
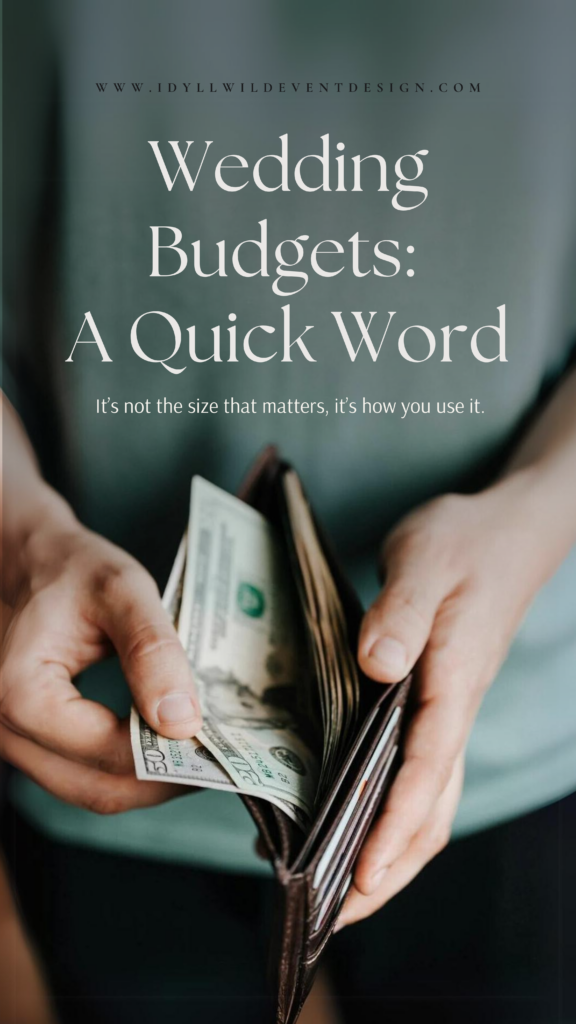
[2,484,80,603]
[488,464,575,587]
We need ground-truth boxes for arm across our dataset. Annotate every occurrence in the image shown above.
[0,854,58,1024]
[0,392,201,812]
[339,366,576,927]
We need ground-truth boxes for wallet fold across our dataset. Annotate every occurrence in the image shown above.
[238,447,411,1024]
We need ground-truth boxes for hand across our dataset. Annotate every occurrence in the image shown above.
[0,493,201,814]
[338,469,562,928]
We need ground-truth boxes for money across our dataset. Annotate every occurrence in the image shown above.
[131,477,319,824]
[131,471,361,826]
[131,711,241,792]
[179,478,319,815]
[131,525,255,801]
[161,532,186,624]
[130,711,310,827]
[282,471,360,795]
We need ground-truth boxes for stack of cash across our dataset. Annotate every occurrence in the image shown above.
[283,471,360,793]
[131,475,360,827]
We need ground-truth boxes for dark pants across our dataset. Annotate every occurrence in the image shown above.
[3,792,575,1024]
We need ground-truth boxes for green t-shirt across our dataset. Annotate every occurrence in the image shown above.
[4,0,576,872]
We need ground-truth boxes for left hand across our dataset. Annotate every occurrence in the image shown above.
[337,469,562,929]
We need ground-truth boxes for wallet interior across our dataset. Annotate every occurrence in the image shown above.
[237,447,410,1024]
[238,447,407,866]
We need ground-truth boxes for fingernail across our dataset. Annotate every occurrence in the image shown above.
[157,693,199,726]
[368,637,407,678]
[369,866,388,892]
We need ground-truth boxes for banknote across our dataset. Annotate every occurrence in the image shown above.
[131,525,252,796]
[161,532,187,623]
[130,709,309,827]
[131,476,319,824]
[177,477,318,816]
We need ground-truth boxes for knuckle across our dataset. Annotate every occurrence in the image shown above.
[387,495,469,570]
[425,638,468,687]
[0,686,24,731]
[124,624,179,666]
[428,492,468,522]
[434,761,453,790]
[0,670,61,735]
[435,756,455,791]
[95,749,130,776]
[94,561,155,606]
[426,825,451,858]
[384,582,430,632]
[83,787,127,816]
[382,524,415,565]
[384,511,439,560]
[92,563,128,603]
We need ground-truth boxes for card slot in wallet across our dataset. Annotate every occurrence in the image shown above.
[274,694,407,1021]
[294,680,409,876]
[310,743,399,938]
[312,725,400,912]
[304,708,403,952]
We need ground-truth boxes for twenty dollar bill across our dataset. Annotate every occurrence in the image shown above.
[131,477,318,824]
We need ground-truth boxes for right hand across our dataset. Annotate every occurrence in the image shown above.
[0,492,201,814]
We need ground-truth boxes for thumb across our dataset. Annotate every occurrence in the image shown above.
[359,545,449,684]
[99,566,202,740]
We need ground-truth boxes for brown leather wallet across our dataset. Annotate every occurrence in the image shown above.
[237,447,411,1024]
